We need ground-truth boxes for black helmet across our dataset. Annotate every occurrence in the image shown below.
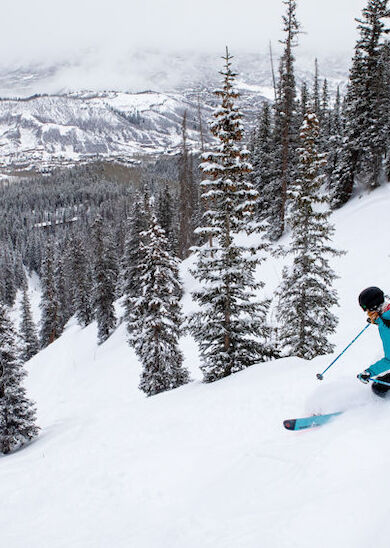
[358,287,384,311]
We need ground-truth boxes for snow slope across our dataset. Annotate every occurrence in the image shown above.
[3,184,390,548]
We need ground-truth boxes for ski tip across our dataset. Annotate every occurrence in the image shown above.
[283,419,297,431]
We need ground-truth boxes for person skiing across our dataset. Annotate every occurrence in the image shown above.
[357,287,390,397]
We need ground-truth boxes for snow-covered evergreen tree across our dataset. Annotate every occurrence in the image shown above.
[250,102,280,231]
[40,240,61,348]
[19,288,39,362]
[277,111,341,359]
[356,0,390,186]
[272,0,301,238]
[92,215,117,344]
[54,251,69,335]
[326,86,344,192]
[0,302,39,454]
[67,235,94,328]
[321,79,330,125]
[298,81,309,128]
[177,111,200,259]
[332,0,389,206]
[13,251,26,292]
[189,49,274,383]
[123,192,151,323]
[127,212,189,396]
[312,58,321,119]
[178,110,193,259]
[157,183,177,253]
[319,79,331,153]
[0,248,17,307]
[378,40,390,180]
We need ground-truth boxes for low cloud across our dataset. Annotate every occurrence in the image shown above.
[0,0,366,67]
[0,0,365,95]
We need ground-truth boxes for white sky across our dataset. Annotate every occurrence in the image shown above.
[1,0,367,65]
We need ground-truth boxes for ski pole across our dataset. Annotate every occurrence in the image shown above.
[316,323,371,380]
[369,377,390,387]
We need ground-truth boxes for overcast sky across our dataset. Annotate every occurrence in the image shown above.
[0,0,367,66]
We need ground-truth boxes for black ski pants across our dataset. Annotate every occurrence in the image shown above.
[371,372,390,398]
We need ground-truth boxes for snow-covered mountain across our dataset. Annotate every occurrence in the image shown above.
[3,182,390,547]
[0,50,349,174]
[0,91,210,172]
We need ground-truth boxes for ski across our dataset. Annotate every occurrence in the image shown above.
[283,411,343,431]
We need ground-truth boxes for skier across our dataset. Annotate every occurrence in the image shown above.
[357,287,390,397]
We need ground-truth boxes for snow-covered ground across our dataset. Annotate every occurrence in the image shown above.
[3,183,390,548]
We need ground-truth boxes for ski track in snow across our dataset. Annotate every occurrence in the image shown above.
[2,184,390,547]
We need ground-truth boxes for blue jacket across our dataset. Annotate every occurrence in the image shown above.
[366,310,390,377]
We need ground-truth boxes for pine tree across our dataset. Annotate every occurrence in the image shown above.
[313,58,321,119]
[26,232,42,276]
[127,213,190,396]
[0,248,17,307]
[19,288,39,362]
[277,111,341,359]
[197,93,205,153]
[189,49,274,383]
[250,102,280,233]
[40,240,61,348]
[320,79,331,149]
[157,183,178,254]
[92,215,117,344]
[332,0,389,205]
[54,251,69,334]
[0,302,39,454]
[178,111,197,259]
[298,81,309,128]
[331,53,363,208]
[356,0,390,187]
[273,0,301,238]
[321,79,330,122]
[123,192,151,322]
[13,251,26,291]
[310,61,329,174]
[326,86,344,191]
[67,235,94,328]
[378,40,390,179]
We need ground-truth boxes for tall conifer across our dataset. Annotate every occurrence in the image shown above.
[178,111,198,259]
[67,235,94,328]
[189,49,274,383]
[277,112,341,359]
[273,0,301,238]
[0,248,16,307]
[40,240,61,348]
[123,192,151,323]
[92,215,117,344]
[332,0,389,206]
[19,288,39,362]
[127,212,189,396]
[0,302,39,454]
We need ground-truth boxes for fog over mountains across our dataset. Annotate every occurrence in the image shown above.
[0,50,349,175]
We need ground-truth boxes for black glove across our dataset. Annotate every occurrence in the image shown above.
[357,371,371,384]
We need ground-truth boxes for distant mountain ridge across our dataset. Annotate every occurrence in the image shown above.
[0,91,210,174]
[0,51,350,175]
